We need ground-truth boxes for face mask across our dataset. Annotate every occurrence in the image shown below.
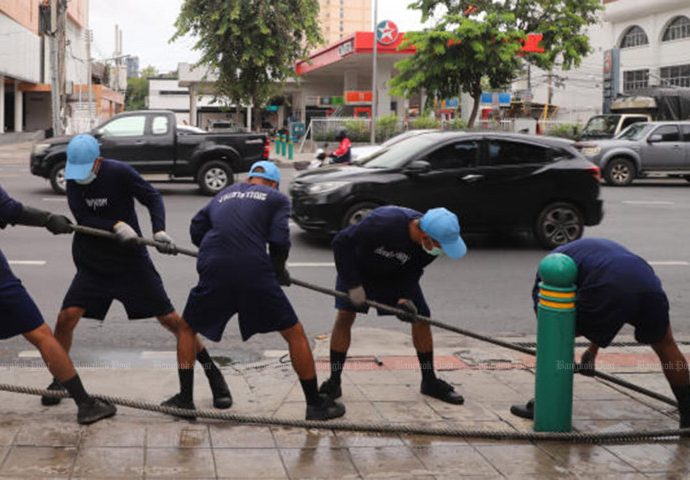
[422,237,443,256]
[76,172,96,185]
[423,244,443,257]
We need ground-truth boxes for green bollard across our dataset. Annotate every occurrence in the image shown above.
[534,253,578,432]
[281,134,287,157]
[288,136,294,161]
[274,135,280,156]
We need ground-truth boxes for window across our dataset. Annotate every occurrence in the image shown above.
[651,125,680,142]
[660,64,690,87]
[426,141,479,169]
[620,26,649,48]
[100,116,145,137]
[152,116,169,135]
[623,70,649,92]
[487,140,551,165]
[663,16,690,42]
[682,125,690,142]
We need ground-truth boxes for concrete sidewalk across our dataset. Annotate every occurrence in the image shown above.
[0,327,688,479]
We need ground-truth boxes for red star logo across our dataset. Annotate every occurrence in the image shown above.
[377,20,399,46]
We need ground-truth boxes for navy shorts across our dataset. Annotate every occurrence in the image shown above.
[0,281,45,339]
[334,275,430,317]
[61,262,174,320]
[183,271,298,342]
[577,291,669,347]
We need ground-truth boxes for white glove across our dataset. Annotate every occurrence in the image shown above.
[113,221,139,243]
[348,286,367,308]
[153,230,177,255]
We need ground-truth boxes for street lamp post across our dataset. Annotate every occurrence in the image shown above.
[370,0,378,145]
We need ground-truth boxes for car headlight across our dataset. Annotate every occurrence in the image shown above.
[32,143,51,155]
[581,146,601,157]
[306,181,349,195]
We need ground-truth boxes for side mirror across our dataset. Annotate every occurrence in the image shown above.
[403,160,431,175]
[91,130,103,140]
[647,134,663,143]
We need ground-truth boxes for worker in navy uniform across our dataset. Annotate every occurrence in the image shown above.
[0,185,116,424]
[319,206,468,404]
[511,238,690,429]
[163,161,346,420]
[42,134,232,410]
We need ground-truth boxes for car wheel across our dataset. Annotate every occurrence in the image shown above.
[603,157,636,186]
[342,202,379,228]
[534,202,584,249]
[197,161,233,196]
[49,161,67,195]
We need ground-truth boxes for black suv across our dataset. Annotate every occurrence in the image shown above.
[289,132,604,249]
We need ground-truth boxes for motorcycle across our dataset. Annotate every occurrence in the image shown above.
[307,144,333,169]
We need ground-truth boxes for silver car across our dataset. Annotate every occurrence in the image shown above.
[579,121,690,186]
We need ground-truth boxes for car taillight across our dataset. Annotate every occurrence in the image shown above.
[587,166,601,182]
[262,136,270,159]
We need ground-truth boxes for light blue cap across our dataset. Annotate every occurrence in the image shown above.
[248,160,281,184]
[65,134,100,180]
[419,208,467,260]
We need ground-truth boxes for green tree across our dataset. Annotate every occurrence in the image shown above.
[125,65,158,111]
[173,0,322,107]
[390,0,601,127]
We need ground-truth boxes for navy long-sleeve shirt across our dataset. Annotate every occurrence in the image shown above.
[190,182,290,279]
[66,159,166,274]
[332,206,435,291]
[0,185,24,285]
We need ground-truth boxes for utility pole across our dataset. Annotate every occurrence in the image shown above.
[370,0,378,145]
[86,29,94,128]
[547,71,554,109]
[56,0,67,134]
[49,0,60,136]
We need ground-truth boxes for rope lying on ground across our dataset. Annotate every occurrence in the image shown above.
[69,224,680,407]
[0,225,666,442]
[4,383,687,443]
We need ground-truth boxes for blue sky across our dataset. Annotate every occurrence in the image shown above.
[89,0,427,72]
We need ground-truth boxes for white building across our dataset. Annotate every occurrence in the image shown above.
[146,77,190,125]
[518,0,690,123]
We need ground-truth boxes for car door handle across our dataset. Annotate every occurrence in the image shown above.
[461,174,484,183]
[134,140,146,144]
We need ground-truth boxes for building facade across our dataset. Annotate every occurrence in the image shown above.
[318,0,371,45]
[0,0,123,134]
[604,0,690,92]
[513,0,690,123]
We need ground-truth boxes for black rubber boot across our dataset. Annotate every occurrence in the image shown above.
[161,393,197,420]
[306,394,346,421]
[208,371,233,409]
[318,377,342,399]
[510,398,534,419]
[421,378,464,405]
[41,379,66,406]
[77,399,117,425]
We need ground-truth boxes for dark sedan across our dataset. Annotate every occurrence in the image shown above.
[289,132,604,249]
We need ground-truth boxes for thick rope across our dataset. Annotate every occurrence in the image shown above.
[68,225,679,407]
[3,383,686,443]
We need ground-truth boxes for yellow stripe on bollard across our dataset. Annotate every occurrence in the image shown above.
[540,289,576,300]
[539,299,576,310]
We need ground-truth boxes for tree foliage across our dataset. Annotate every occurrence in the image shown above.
[125,66,158,111]
[173,0,322,106]
[390,0,601,127]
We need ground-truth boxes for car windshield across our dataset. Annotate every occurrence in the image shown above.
[379,129,433,149]
[361,136,436,168]
[616,123,652,140]
[581,115,621,137]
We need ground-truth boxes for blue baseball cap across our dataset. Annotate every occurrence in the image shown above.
[419,208,467,260]
[248,161,281,184]
[65,134,100,180]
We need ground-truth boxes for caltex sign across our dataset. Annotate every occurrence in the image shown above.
[376,20,399,46]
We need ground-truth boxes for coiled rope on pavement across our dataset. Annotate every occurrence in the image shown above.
[6,383,687,443]
[0,224,683,443]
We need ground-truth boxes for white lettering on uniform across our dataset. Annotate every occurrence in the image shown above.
[217,191,268,203]
[85,198,108,210]
[374,246,410,265]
